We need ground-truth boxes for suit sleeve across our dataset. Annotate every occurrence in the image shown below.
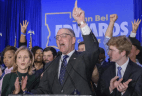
[31,69,51,94]
[82,31,99,77]
[83,32,99,53]
[1,74,11,96]
[123,71,142,96]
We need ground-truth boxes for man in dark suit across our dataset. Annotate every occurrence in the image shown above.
[30,1,99,95]
[98,14,142,96]
[98,35,142,96]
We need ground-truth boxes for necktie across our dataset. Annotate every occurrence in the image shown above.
[117,67,122,80]
[59,55,69,85]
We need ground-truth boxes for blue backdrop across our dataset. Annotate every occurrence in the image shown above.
[0,0,142,58]
[41,0,134,59]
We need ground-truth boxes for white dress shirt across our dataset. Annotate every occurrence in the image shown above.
[115,58,129,77]
[58,50,75,78]
[115,58,129,95]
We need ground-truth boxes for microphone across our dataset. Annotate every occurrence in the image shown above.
[26,51,62,93]
[56,51,62,57]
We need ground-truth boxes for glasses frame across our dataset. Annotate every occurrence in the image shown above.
[54,33,73,40]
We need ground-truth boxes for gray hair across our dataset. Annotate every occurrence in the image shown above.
[63,28,75,37]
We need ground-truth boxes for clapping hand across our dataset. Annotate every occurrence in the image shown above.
[21,76,28,91]
[117,79,132,94]
[13,77,20,94]
[109,76,123,93]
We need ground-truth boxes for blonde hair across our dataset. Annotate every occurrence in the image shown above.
[12,46,34,75]
[107,36,132,56]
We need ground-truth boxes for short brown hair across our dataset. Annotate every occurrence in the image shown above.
[78,41,85,47]
[12,46,34,75]
[107,36,132,56]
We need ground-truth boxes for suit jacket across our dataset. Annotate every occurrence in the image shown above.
[2,72,39,96]
[31,32,99,95]
[97,59,142,96]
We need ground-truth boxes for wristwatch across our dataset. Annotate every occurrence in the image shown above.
[78,21,86,26]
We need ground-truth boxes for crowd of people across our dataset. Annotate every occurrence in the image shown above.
[0,1,142,96]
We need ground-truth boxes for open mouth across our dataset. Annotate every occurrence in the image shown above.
[37,56,41,59]
[59,42,66,49]
[21,63,25,65]
[38,57,41,58]
[60,43,65,46]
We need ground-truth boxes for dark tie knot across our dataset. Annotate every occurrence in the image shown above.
[117,67,122,71]
[63,55,69,60]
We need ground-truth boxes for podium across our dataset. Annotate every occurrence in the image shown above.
[8,94,92,96]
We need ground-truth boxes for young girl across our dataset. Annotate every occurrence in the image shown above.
[1,46,39,96]
[0,46,17,94]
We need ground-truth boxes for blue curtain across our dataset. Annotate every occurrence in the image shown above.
[133,0,142,44]
[0,0,41,52]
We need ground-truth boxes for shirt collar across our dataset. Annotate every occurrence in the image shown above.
[5,67,13,71]
[136,59,140,64]
[61,50,75,60]
[5,67,13,74]
[136,59,142,67]
[116,58,129,72]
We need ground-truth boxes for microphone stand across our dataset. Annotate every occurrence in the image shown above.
[59,60,80,95]
[26,51,62,93]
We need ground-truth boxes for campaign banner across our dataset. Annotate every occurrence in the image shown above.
[41,0,133,58]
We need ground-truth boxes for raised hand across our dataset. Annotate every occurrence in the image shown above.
[117,79,132,94]
[20,20,29,34]
[131,19,141,33]
[110,14,118,23]
[105,14,118,37]
[21,76,28,91]
[72,0,85,24]
[109,76,123,93]
[13,77,20,94]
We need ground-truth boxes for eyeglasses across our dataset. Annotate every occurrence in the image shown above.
[54,33,72,40]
